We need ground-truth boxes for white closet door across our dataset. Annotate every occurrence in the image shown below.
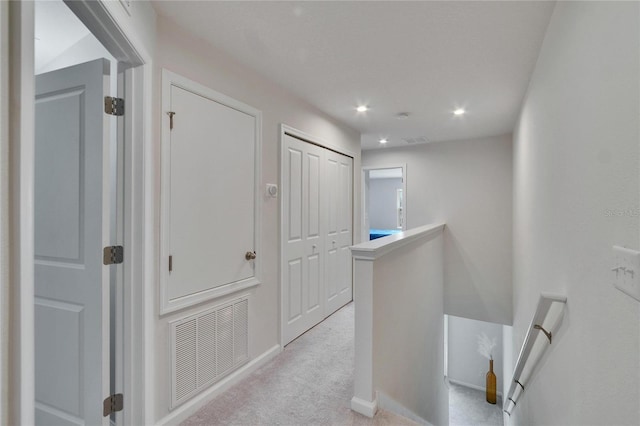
[282,135,325,344]
[34,58,111,426]
[325,150,353,316]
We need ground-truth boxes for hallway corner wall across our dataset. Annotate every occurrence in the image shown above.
[512,1,640,424]
[153,14,361,422]
[362,134,513,326]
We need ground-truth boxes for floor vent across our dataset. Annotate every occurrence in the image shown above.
[170,296,249,409]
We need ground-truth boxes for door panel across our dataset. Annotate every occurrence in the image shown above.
[34,58,110,426]
[325,151,353,315]
[168,85,256,300]
[282,135,326,344]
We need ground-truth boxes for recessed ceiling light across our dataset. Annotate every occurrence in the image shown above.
[379,138,388,144]
[356,105,369,113]
[453,108,466,116]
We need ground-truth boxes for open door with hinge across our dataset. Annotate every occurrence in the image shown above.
[34,58,114,426]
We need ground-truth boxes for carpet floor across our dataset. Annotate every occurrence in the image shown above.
[181,303,417,426]
[448,382,503,426]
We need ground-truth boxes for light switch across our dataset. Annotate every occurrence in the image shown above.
[612,246,640,302]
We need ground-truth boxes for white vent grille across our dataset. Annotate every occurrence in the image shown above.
[170,296,250,408]
[403,136,429,145]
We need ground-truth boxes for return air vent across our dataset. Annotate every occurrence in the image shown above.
[170,296,249,409]
[403,136,428,145]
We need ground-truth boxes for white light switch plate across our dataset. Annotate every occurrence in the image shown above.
[612,246,640,302]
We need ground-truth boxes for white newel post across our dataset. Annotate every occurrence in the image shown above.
[350,257,377,417]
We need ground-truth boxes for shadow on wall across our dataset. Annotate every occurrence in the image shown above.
[444,227,506,325]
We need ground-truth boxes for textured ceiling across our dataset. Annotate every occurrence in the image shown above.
[153,1,555,150]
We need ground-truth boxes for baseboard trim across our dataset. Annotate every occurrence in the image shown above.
[351,396,378,418]
[447,378,503,397]
[157,344,282,426]
[377,392,432,426]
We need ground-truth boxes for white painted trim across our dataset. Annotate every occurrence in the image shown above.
[377,392,432,425]
[350,223,445,260]
[159,69,263,315]
[350,396,378,418]
[0,2,7,422]
[361,164,407,242]
[157,344,282,426]
[278,124,356,348]
[9,2,36,423]
[447,378,503,397]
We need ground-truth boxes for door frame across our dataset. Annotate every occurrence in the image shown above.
[7,1,153,424]
[279,124,356,348]
[361,164,407,242]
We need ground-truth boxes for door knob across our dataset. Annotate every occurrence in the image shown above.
[245,251,257,260]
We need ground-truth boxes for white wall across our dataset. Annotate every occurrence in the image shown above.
[0,2,8,423]
[447,315,503,395]
[372,230,448,425]
[368,177,402,229]
[154,15,361,422]
[511,2,640,425]
[363,135,513,325]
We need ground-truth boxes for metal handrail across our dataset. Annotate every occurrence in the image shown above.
[503,293,567,416]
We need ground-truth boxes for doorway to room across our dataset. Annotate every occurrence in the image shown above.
[362,165,407,242]
[32,1,141,424]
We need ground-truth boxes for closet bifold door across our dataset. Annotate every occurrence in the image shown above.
[282,132,354,345]
[282,135,325,345]
[324,150,353,317]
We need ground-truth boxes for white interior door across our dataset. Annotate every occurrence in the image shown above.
[34,58,111,426]
[282,135,326,344]
[325,150,353,315]
[282,134,353,345]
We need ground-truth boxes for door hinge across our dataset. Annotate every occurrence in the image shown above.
[169,255,173,272]
[103,393,124,417]
[105,96,124,116]
[103,246,124,265]
[167,111,176,130]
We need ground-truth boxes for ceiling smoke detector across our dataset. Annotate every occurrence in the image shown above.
[403,136,429,145]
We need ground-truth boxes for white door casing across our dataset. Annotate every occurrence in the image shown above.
[281,131,354,346]
[282,135,326,344]
[34,58,111,426]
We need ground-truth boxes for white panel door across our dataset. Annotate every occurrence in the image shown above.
[34,58,111,426]
[282,135,325,344]
[168,85,256,301]
[325,150,353,315]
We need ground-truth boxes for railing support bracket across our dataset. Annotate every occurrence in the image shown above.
[534,324,552,344]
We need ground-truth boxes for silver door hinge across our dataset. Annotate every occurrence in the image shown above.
[167,111,176,130]
[169,255,173,272]
[103,393,123,417]
[105,96,124,116]
[103,246,124,265]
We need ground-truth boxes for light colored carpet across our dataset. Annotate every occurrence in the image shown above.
[448,382,503,426]
[181,303,417,426]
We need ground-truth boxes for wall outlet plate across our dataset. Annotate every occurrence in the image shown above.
[612,246,640,302]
